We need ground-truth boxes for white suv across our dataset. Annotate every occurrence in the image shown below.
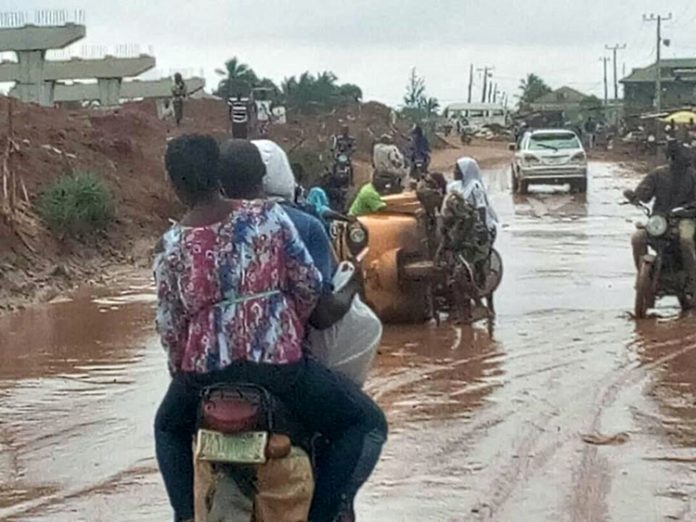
[510,129,588,194]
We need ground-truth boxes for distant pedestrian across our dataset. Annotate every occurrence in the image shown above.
[171,73,187,127]
[228,93,250,139]
[584,117,597,149]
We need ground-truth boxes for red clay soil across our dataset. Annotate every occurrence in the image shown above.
[0,96,415,312]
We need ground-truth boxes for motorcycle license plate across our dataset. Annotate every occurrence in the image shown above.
[195,429,268,464]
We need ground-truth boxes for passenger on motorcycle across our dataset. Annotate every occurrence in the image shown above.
[625,140,696,300]
[246,139,362,328]
[154,135,387,522]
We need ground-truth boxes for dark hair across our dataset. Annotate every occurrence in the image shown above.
[219,139,266,198]
[164,134,220,206]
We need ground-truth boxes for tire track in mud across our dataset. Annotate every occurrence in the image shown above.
[568,330,696,521]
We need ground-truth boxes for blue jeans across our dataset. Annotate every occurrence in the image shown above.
[154,357,387,522]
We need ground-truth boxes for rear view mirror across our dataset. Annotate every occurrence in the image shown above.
[508,143,516,152]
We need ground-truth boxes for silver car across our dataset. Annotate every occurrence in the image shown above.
[510,129,588,194]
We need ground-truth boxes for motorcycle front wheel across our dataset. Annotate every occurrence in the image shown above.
[634,260,654,319]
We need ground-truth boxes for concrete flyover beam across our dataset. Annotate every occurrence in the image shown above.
[46,77,206,102]
[0,24,85,52]
[42,55,156,80]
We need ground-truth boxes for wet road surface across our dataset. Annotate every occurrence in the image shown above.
[3,160,696,521]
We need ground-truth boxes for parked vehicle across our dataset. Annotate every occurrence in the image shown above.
[628,200,696,318]
[444,103,508,129]
[510,129,588,194]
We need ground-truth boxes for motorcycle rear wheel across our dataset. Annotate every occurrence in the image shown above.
[634,261,654,319]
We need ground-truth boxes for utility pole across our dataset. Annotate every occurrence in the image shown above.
[605,43,626,100]
[489,83,497,103]
[600,56,609,106]
[643,13,673,113]
[478,66,493,103]
[467,63,474,103]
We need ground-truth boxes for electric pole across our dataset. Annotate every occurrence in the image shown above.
[605,43,626,100]
[467,63,474,103]
[489,83,497,103]
[643,13,673,113]
[600,56,609,106]
[477,66,493,103]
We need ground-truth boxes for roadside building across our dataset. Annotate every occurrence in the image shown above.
[621,58,696,116]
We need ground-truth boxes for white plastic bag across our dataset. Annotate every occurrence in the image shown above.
[308,294,382,387]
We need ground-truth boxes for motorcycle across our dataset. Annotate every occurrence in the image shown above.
[628,197,696,318]
[409,155,429,183]
[193,232,376,522]
[323,154,354,212]
[460,127,474,145]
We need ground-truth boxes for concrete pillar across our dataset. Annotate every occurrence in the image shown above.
[98,78,121,106]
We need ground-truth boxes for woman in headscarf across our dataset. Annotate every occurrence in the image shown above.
[447,157,498,238]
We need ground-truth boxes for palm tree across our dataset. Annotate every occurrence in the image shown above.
[424,97,440,116]
[518,73,552,108]
[214,57,258,97]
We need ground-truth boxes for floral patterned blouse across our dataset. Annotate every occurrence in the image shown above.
[154,200,322,373]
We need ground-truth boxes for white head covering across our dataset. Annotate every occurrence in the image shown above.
[446,156,498,230]
[252,139,296,201]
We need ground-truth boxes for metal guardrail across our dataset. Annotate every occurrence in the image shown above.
[0,9,86,28]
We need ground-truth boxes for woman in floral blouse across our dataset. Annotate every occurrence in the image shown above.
[154,135,387,522]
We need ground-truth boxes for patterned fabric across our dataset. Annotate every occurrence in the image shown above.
[154,200,322,373]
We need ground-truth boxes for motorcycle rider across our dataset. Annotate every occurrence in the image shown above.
[447,157,498,240]
[154,135,387,522]
[372,133,407,188]
[625,139,696,303]
[410,124,431,177]
[331,124,356,159]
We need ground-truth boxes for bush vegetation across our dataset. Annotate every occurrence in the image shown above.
[38,172,115,238]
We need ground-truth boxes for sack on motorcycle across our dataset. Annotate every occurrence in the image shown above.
[308,294,382,386]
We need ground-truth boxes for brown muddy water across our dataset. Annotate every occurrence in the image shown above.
[3,162,696,521]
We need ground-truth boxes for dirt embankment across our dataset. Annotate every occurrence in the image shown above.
[0,97,418,313]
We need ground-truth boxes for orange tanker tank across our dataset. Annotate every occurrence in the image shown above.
[357,192,432,323]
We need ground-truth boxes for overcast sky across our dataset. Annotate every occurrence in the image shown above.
[4,0,696,107]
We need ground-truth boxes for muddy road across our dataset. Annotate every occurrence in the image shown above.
[2,156,696,521]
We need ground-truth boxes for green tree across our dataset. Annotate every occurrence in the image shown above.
[518,73,553,108]
[404,67,426,109]
[281,71,361,112]
[215,57,258,97]
[424,97,440,116]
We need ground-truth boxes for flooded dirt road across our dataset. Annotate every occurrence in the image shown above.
[3,158,696,521]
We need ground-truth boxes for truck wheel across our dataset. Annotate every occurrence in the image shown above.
[634,261,653,319]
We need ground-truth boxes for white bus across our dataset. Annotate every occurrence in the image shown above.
[444,103,508,128]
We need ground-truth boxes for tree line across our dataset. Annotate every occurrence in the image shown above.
[214,57,362,113]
